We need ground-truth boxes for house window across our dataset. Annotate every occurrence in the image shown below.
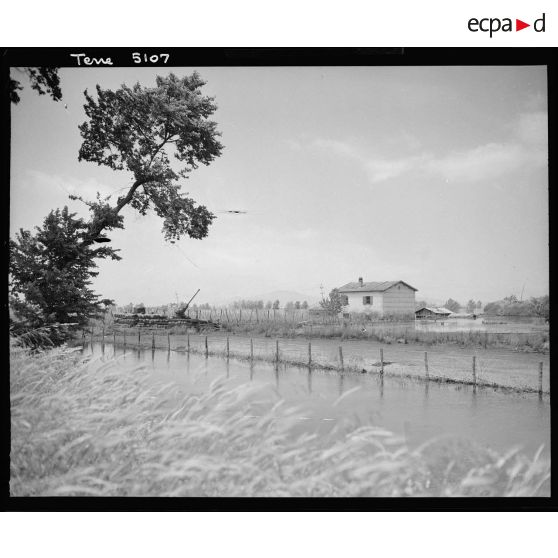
[363,296,372,305]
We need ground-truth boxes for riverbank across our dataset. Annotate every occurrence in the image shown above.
[10,344,550,497]
[86,329,550,393]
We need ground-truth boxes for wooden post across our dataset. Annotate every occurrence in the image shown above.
[82,329,86,342]
[256,308,259,323]
[250,338,254,361]
[424,351,429,378]
[275,339,279,363]
[539,362,543,395]
[239,309,242,323]
[338,346,344,370]
[123,331,126,346]
[472,356,477,385]
[167,331,171,351]
[137,328,141,346]
[102,327,105,343]
[152,332,155,350]
[187,334,190,352]
[380,348,384,376]
[308,342,312,366]
[226,336,230,358]
[113,331,116,346]
[90,327,94,344]
[205,336,208,357]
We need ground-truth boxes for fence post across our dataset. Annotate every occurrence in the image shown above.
[137,328,141,347]
[338,346,344,370]
[424,351,429,378]
[308,342,312,366]
[250,338,254,361]
[82,329,86,343]
[90,327,94,344]
[226,336,230,359]
[276,339,280,363]
[167,331,171,351]
[472,356,477,385]
[123,331,126,347]
[205,336,208,357]
[102,327,105,343]
[380,348,384,376]
[187,334,190,353]
[152,331,155,350]
[539,362,543,396]
[113,331,116,346]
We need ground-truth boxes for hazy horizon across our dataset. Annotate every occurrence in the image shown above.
[10,66,549,307]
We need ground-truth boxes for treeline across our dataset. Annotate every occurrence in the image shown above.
[483,295,549,319]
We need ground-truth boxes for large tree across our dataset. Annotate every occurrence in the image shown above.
[9,207,120,338]
[75,72,223,245]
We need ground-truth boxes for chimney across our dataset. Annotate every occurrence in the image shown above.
[358,277,363,286]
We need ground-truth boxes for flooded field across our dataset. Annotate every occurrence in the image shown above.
[86,342,550,456]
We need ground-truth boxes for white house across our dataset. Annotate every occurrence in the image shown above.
[337,278,418,316]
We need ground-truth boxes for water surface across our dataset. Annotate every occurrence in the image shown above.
[85,342,550,456]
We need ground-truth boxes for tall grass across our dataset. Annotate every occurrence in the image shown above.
[10,344,550,497]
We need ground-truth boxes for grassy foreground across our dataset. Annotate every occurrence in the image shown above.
[10,344,550,497]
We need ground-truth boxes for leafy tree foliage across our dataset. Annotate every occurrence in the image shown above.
[272,300,280,310]
[484,295,549,318]
[444,298,461,313]
[9,207,120,343]
[319,288,347,315]
[466,299,477,313]
[301,301,309,309]
[76,72,223,244]
[10,67,62,104]
[529,295,549,319]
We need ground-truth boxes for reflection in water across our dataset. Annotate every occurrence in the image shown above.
[83,343,551,455]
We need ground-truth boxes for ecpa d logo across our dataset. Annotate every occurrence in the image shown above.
[468,13,545,37]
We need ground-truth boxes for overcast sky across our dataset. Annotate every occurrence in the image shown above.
[10,65,548,307]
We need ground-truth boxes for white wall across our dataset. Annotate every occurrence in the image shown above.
[344,291,384,314]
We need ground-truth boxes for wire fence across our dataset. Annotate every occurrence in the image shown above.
[85,328,549,395]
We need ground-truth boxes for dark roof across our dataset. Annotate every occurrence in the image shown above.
[415,307,452,315]
[338,280,418,293]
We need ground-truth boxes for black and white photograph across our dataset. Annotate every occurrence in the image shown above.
[6,50,552,503]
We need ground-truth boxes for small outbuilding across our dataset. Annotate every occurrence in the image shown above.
[415,307,452,319]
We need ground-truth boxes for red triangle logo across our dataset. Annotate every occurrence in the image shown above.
[516,19,530,31]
